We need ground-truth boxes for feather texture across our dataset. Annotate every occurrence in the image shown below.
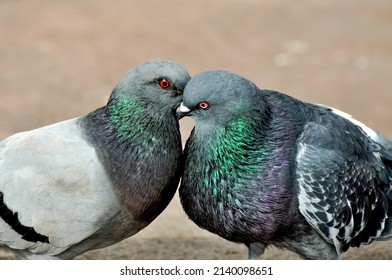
[178,70,392,259]
[0,60,190,259]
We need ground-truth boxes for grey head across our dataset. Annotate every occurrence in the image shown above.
[177,70,266,124]
[109,60,191,111]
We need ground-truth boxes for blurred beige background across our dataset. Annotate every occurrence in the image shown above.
[1,0,391,259]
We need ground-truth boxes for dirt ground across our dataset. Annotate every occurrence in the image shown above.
[1,0,392,260]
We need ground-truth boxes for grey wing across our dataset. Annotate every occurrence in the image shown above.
[0,119,120,257]
[296,108,391,254]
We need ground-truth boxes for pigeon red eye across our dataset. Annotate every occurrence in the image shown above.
[158,79,171,89]
[198,101,210,109]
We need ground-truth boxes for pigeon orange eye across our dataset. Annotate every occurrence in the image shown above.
[158,79,171,89]
[198,101,210,109]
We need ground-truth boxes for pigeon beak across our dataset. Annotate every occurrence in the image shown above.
[176,103,192,120]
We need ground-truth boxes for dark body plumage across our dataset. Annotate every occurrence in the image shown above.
[177,70,392,259]
[0,60,190,259]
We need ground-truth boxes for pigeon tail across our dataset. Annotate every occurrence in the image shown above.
[376,135,392,241]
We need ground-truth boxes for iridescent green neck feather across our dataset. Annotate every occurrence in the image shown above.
[108,94,161,153]
[80,91,181,221]
[196,115,267,198]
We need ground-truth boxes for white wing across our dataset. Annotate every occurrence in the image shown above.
[0,118,120,256]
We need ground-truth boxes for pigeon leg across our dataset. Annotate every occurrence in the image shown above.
[247,242,266,260]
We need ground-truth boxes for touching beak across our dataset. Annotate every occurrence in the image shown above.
[176,103,191,120]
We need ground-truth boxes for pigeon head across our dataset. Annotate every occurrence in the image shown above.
[177,70,265,125]
[109,60,190,112]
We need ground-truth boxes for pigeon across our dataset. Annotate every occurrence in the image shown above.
[177,70,392,260]
[0,60,190,259]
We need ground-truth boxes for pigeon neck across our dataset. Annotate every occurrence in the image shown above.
[80,96,181,223]
[107,94,161,142]
[180,113,270,241]
[195,114,268,192]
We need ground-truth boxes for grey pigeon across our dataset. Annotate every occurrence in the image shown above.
[0,60,190,259]
[177,70,392,260]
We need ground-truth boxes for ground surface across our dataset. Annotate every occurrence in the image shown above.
[1,0,392,260]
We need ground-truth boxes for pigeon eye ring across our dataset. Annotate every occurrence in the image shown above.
[198,101,210,109]
[159,78,171,89]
